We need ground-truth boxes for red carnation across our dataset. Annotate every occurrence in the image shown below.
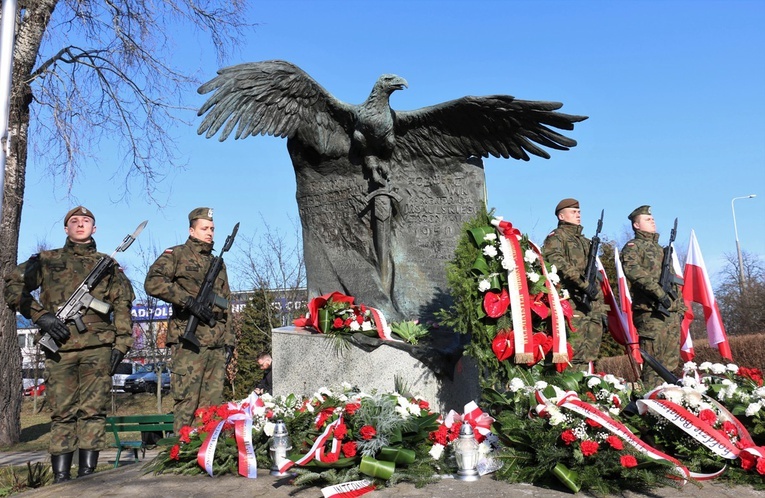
[333,317,344,329]
[170,444,180,461]
[323,451,339,463]
[580,440,599,457]
[560,429,577,446]
[341,441,358,458]
[360,425,377,440]
[698,409,717,426]
[722,420,737,436]
[585,391,597,402]
[740,450,756,470]
[757,456,765,475]
[345,402,361,415]
[178,426,193,444]
[417,399,430,411]
[606,435,623,450]
[620,454,638,468]
[333,423,348,441]
[585,418,602,429]
[429,426,449,446]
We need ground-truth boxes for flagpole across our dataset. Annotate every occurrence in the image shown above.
[731,194,757,293]
[0,0,18,215]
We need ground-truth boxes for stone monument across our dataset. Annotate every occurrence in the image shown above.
[197,60,586,324]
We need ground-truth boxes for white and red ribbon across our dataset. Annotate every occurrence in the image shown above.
[528,240,568,363]
[442,401,494,442]
[277,416,345,473]
[321,479,376,498]
[196,392,261,478]
[491,218,534,363]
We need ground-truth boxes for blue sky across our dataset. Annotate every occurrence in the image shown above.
[17,0,765,291]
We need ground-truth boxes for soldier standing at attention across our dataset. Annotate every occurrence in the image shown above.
[621,205,684,386]
[144,208,234,434]
[3,207,135,483]
[543,198,606,371]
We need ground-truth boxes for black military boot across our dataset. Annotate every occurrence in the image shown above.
[51,451,74,483]
[77,449,100,477]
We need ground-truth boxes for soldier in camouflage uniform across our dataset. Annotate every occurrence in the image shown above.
[3,206,134,483]
[543,198,606,369]
[144,207,234,434]
[621,205,685,387]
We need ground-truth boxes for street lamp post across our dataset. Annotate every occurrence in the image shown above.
[731,194,757,293]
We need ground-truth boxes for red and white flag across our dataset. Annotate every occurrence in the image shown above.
[680,230,732,361]
[608,249,642,365]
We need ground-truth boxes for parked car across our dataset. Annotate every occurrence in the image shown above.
[123,363,171,394]
[112,362,140,392]
[23,382,45,397]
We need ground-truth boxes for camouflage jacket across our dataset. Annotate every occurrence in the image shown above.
[144,236,233,347]
[621,230,682,313]
[3,238,135,353]
[542,222,605,309]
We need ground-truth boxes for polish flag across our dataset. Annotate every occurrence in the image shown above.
[680,230,732,361]
[606,250,642,365]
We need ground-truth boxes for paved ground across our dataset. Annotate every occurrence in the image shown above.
[2,449,762,498]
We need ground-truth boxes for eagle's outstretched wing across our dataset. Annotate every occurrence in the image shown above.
[197,60,357,155]
[393,95,587,162]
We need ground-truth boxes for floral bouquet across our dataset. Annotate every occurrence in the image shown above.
[439,207,575,393]
[483,368,680,494]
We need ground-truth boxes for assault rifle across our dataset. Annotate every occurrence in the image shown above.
[180,222,240,348]
[639,348,681,385]
[578,209,604,312]
[656,218,683,317]
[38,221,148,353]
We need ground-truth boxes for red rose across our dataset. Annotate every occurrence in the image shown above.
[356,314,364,325]
[333,317,344,329]
[344,317,353,327]
[757,456,765,475]
[606,435,623,450]
[698,409,717,426]
[334,423,348,440]
[360,425,377,440]
[560,429,577,446]
[170,444,180,461]
[342,441,358,458]
[345,402,361,415]
[417,399,430,411]
[620,455,638,468]
[580,440,599,457]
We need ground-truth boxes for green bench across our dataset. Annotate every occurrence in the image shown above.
[106,414,174,468]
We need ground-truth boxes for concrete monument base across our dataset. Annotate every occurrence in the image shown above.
[272,326,481,413]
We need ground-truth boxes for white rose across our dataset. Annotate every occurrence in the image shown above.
[534,380,548,390]
[755,387,765,399]
[587,377,601,388]
[549,410,566,426]
[349,320,361,331]
[501,258,515,271]
[509,378,525,392]
[547,272,560,285]
[527,272,540,283]
[681,376,698,388]
[478,279,491,292]
[361,321,373,331]
[483,233,497,242]
[745,402,762,417]
[682,361,698,374]
[561,288,570,299]
[524,249,538,264]
[263,421,275,437]
[550,264,558,274]
[710,364,726,375]
[662,388,684,404]
[429,443,444,460]
[726,364,739,373]
[483,245,498,258]
[699,362,713,372]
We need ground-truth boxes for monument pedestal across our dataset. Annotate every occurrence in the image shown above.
[272,326,480,413]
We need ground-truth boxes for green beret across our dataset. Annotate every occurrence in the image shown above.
[64,206,95,225]
[628,205,651,222]
[189,207,214,222]
[555,198,579,215]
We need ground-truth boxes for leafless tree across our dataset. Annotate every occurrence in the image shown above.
[716,251,765,336]
[0,0,252,445]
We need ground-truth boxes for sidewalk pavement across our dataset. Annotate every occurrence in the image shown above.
[3,450,762,498]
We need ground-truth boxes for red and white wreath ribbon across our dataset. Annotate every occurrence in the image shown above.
[277,416,345,473]
[528,240,568,363]
[535,386,691,481]
[442,401,495,443]
[491,218,534,363]
[197,392,261,478]
[367,306,394,341]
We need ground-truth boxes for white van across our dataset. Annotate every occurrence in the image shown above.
[112,362,139,392]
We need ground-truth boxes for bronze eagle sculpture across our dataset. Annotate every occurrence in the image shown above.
[197,60,586,322]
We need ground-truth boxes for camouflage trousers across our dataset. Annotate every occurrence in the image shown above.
[171,343,226,434]
[633,310,681,387]
[44,345,111,455]
[568,305,605,366]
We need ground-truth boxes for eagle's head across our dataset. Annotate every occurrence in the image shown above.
[374,74,408,96]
